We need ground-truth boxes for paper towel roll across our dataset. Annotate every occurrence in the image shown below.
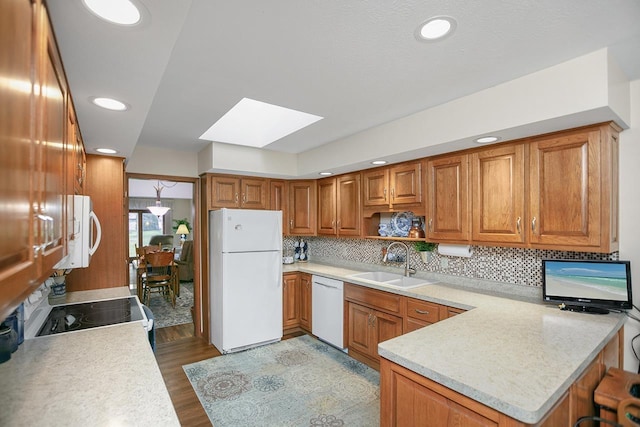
[437,244,473,258]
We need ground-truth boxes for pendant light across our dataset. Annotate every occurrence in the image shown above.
[147,181,170,217]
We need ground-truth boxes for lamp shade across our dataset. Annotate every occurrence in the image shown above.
[147,205,170,216]
[176,224,190,235]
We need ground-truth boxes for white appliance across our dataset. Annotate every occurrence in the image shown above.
[312,275,345,349]
[209,208,283,353]
[54,195,102,269]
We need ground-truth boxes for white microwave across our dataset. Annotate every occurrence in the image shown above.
[54,195,102,269]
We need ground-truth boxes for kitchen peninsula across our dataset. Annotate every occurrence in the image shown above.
[0,288,180,427]
[284,261,625,426]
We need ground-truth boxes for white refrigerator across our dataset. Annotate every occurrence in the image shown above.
[209,208,283,353]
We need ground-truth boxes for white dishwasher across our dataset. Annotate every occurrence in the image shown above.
[312,275,345,349]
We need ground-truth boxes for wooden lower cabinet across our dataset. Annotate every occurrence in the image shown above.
[282,272,312,333]
[380,329,622,427]
[299,273,312,331]
[347,302,403,370]
[283,273,299,331]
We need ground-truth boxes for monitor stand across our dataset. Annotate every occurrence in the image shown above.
[560,304,610,315]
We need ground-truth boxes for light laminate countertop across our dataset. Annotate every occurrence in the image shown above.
[285,261,626,424]
[0,287,180,427]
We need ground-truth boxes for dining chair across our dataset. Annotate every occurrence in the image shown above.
[142,249,177,308]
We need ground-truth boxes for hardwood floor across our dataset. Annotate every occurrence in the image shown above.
[155,323,305,426]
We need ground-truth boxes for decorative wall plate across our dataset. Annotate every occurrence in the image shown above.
[390,212,413,237]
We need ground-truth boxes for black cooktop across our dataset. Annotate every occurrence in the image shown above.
[37,297,144,337]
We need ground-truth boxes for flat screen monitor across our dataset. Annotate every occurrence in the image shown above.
[542,259,632,314]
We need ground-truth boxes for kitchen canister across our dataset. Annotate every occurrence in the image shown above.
[0,322,17,364]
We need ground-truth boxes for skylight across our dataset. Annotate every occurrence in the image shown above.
[199,98,323,148]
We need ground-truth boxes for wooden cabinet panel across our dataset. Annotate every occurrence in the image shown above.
[382,360,498,427]
[374,310,403,347]
[472,144,525,244]
[348,302,375,356]
[0,0,40,320]
[317,177,336,235]
[207,175,268,210]
[283,273,299,330]
[404,299,453,333]
[427,154,470,242]
[299,273,312,331]
[527,124,620,252]
[318,173,361,236]
[363,168,389,207]
[66,155,127,290]
[345,283,402,315]
[390,162,422,205]
[288,180,316,235]
[345,283,404,368]
[269,180,288,235]
[337,173,361,236]
[529,130,600,247]
[37,6,67,273]
[363,161,422,209]
[209,176,240,208]
[240,178,267,209]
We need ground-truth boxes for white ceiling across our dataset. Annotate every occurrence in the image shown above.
[47,1,640,168]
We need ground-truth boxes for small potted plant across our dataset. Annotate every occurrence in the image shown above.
[414,241,437,263]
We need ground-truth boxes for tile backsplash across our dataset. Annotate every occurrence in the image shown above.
[283,236,617,287]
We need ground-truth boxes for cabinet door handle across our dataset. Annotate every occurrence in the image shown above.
[531,216,537,234]
[383,188,387,199]
[391,188,395,199]
[235,193,239,203]
[289,219,294,230]
[415,309,430,315]
[336,219,341,228]
[428,218,433,232]
[242,193,246,204]
[516,216,521,234]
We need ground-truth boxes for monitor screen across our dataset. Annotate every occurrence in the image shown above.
[542,259,632,312]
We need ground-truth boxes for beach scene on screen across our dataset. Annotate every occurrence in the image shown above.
[545,262,628,301]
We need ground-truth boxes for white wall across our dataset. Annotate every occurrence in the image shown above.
[620,79,640,372]
[126,145,200,177]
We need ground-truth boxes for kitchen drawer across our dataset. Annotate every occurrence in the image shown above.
[344,283,402,315]
[406,298,440,324]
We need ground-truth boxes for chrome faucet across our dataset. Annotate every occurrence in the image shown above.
[383,242,415,277]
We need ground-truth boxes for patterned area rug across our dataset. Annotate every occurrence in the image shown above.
[183,335,380,426]
[147,281,193,328]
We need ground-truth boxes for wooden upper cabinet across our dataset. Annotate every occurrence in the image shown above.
[363,161,422,209]
[288,180,317,235]
[207,175,267,210]
[528,124,619,252]
[0,0,40,320]
[337,173,362,236]
[318,173,361,237]
[67,104,86,196]
[317,177,337,235]
[36,5,67,274]
[471,144,526,244]
[269,179,288,235]
[427,154,470,242]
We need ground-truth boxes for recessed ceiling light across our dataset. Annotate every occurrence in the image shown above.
[91,97,128,111]
[474,136,500,144]
[83,0,141,25]
[415,16,457,42]
[319,172,333,176]
[371,160,387,165]
[199,98,323,148]
[96,148,117,154]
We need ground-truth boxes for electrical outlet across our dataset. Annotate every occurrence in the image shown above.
[440,257,448,269]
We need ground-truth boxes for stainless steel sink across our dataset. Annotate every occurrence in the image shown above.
[348,272,436,289]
